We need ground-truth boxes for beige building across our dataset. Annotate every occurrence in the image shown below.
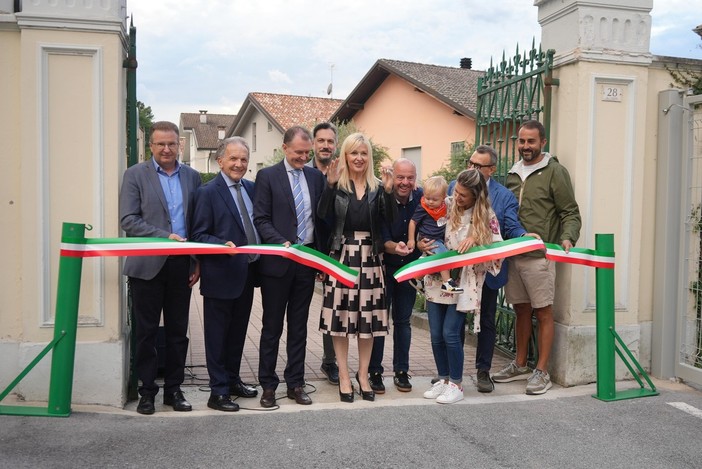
[179,110,236,173]
[331,59,484,180]
[0,0,129,406]
[535,0,702,386]
[228,92,343,179]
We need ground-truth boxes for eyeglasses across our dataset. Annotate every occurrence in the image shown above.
[151,142,179,150]
[468,160,495,169]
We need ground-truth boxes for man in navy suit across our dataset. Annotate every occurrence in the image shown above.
[253,126,325,408]
[191,137,259,412]
[119,121,201,415]
[446,145,530,392]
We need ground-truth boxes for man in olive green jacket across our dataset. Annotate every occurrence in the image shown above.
[492,120,581,395]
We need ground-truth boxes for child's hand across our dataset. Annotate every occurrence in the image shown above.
[457,236,476,254]
[407,240,415,251]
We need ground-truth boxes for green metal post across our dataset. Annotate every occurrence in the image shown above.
[593,233,658,401]
[594,234,616,400]
[125,18,138,167]
[46,222,86,416]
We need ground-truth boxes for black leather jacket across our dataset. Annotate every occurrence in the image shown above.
[317,181,397,256]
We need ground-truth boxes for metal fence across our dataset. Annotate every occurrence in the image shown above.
[472,41,557,366]
[475,40,558,183]
[678,94,702,385]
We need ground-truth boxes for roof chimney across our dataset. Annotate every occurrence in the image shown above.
[218,125,226,140]
[460,58,472,69]
[199,110,208,124]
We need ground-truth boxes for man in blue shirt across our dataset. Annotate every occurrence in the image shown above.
[119,121,202,414]
[368,158,422,393]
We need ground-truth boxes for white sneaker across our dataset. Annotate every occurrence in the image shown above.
[436,381,464,404]
[423,380,447,399]
[526,369,553,395]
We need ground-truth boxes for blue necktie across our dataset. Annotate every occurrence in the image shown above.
[291,170,307,244]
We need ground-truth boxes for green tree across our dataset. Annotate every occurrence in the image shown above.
[667,30,702,95]
[430,143,474,184]
[668,67,702,95]
[137,101,155,160]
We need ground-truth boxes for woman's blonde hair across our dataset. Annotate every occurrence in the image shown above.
[449,169,492,245]
[422,176,448,197]
[336,132,379,192]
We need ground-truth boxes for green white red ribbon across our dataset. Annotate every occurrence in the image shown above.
[393,238,615,283]
[60,238,358,287]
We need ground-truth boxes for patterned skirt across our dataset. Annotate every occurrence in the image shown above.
[319,231,390,338]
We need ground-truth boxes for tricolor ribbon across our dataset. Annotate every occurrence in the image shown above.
[60,238,359,288]
[393,237,615,283]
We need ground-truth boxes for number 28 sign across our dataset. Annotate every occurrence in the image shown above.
[602,85,624,102]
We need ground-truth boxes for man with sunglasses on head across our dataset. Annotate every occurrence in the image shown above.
[446,145,531,393]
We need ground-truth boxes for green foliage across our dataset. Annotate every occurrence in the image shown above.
[200,172,218,184]
[137,101,155,160]
[668,66,702,95]
[429,142,475,184]
[262,148,285,168]
[689,203,702,368]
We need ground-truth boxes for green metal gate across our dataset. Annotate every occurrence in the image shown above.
[475,41,558,182]
[473,41,558,365]
[123,18,139,400]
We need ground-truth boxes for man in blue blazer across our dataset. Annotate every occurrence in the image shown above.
[447,145,530,393]
[119,121,201,414]
[191,137,259,412]
[253,126,325,408]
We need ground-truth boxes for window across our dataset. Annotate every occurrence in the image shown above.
[451,141,465,155]
[402,146,422,177]
[252,122,257,152]
[267,122,272,132]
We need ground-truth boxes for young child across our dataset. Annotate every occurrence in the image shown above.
[407,176,463,293]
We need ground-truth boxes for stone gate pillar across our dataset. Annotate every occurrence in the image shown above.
[534,0,654,385]
[0,1,128,406]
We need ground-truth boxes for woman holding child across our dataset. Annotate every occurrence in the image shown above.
[317,132,396,403]
[420,169,503,404]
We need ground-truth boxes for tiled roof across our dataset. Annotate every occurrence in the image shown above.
[249,93,343,131]
[179,112,236,149]
[381,59,484,112]
[332,59,484,122]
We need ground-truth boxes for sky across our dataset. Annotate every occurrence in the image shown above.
[127,0,702,125]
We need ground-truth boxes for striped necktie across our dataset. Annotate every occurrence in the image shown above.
[291,169,306,244]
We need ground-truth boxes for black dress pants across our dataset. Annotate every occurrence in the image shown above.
[130,256,191,397]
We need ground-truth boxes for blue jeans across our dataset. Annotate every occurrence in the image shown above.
[427,301,466,382]
[370,271,416,374]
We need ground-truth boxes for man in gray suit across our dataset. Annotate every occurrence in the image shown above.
[119,121,202,415]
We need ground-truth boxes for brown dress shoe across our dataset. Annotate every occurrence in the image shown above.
[260,388,276,408]
[287,386,312,405]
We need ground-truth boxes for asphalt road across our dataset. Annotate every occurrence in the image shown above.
[2,378,702,468]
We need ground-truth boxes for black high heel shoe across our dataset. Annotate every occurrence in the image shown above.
[355,372,375,402]
[339,382,354,403]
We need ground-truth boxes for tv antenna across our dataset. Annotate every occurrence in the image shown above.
[327,63,334,98]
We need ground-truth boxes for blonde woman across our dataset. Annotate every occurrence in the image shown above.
[422,169,502,404]
[317,133,396,402]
